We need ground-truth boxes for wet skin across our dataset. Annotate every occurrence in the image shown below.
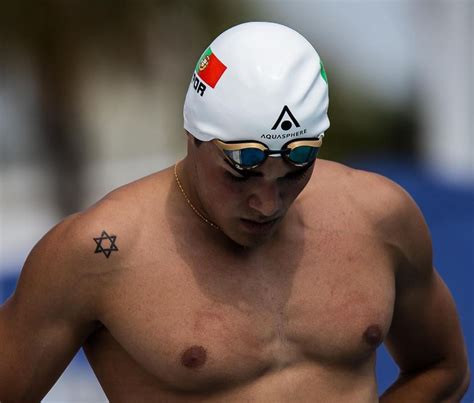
[2,137,467,402]
[81,151,397,402]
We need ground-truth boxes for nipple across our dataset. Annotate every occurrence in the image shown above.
[363,325,383,347]
[181,345,207,368]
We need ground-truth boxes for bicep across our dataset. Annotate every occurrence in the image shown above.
[0,298,95,401]
[0,220,99,401]
[376,179,467,375]
[385,267,467,374]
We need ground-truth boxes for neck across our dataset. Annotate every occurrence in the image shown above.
[175,159,219,231]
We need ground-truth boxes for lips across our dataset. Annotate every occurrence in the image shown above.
[240,217,280,233]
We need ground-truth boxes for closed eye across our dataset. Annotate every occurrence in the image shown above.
[281,167,310,181]
[226,171,250,182]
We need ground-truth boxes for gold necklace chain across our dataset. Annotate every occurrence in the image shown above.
[174,163,220,231]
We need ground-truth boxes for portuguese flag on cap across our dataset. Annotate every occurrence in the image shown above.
[195,47,227,88]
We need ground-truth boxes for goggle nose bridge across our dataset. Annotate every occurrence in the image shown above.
[265,148,291,156]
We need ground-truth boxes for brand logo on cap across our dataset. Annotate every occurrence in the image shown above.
[261,106,307,141]
[271,105,300,131]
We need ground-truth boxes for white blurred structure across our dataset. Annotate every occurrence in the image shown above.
[413,1,473,184]
[268,0,473,183]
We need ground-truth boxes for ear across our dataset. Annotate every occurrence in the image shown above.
[185,131,195,153]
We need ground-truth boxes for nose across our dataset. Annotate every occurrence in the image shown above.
[247,181,282,218]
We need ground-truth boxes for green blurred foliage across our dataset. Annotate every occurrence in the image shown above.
[319,74,417,162]
[0,0,253,76]
[0,0,255,214]
[0,0,416,166]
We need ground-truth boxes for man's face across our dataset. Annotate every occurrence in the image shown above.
[189,137,315,247]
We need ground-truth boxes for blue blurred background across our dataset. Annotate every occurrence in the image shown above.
[1,1,472,401]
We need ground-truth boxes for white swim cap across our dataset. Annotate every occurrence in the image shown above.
[183,21,329,150]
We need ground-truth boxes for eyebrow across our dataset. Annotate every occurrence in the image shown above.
[223,158,311,179]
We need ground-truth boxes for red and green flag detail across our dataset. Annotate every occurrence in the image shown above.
[320,60,328,84]
[195,47,227,88]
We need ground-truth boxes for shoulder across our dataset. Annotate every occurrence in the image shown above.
[307,159,419,218]
[309,159,424,223]
[24,169,173,288]
[306,159,432,273]
[8,170,172,323]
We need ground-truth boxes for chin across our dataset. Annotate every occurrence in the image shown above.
[228,236,267,249]
[223,227,276,249]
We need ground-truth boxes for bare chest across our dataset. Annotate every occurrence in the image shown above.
[93,234,395,392]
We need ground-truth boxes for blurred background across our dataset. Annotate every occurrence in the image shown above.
[1,0,472,401]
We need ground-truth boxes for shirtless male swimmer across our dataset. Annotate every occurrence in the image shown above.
[0,22,470,403]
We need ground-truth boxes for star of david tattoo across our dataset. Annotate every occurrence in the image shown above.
[93,230,119,258]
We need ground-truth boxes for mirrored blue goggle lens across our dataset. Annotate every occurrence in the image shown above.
[224,148,266,167]
[288,146,319,164]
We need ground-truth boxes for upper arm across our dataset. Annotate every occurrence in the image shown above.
[0,214,102,401]
[381,182,469,384]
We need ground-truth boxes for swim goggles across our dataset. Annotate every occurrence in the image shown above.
[213,137,323,170]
